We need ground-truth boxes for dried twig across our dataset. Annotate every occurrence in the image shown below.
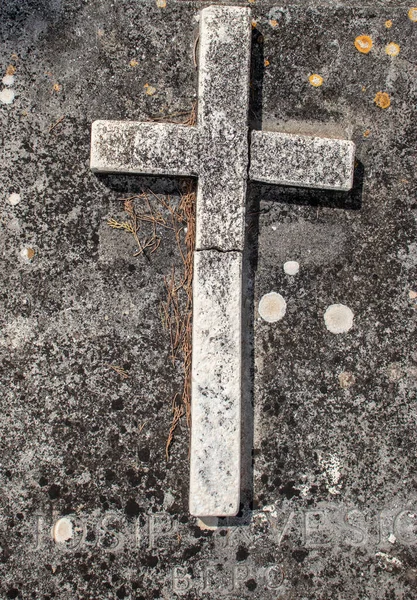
[110,365,129,380]
[49,115,65,133]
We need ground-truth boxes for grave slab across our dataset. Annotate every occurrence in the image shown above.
[0,1,416,599]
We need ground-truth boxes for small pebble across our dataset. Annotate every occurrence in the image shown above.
[283,260,299,275]
[8,192,21,206]
[258,292,287,323]
[324,304,354,334]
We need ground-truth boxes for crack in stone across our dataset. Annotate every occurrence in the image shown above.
[196,247,243,254]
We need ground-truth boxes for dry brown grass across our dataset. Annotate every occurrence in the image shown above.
[108,105,197,459]
[108,181,196,459]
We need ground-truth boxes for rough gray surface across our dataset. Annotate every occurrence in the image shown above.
[196,5,250,251]
[250,130,355,191]
[190,250,241,517]
[1,1,416,599]
[90,120,199,175]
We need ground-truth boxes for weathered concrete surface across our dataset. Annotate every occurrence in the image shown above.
[91,120,199,175]
[0,1,416,599]
[190,250,242,517]
[250,131,355,190]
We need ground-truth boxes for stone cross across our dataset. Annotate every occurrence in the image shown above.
[90,6,355,517]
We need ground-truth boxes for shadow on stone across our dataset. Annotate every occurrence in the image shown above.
[250,159,364,212]
[95,173,196,197]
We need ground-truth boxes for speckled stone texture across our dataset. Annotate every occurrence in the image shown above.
[90,121,198,175]
[190,251,242,517]
[196,5,251,252]
[1,1,417,599]
[250,131,355,191]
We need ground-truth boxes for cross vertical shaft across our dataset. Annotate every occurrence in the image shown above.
[189,6,251,517]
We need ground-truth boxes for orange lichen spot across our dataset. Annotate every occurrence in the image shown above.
[248,0,256,3]
[156,0,166,7]
[363,129,371,137]
[144,83,156,96]
[385,19,393,28]
[309,73,323,87]
[52,83,61,92]
[6,65,16,76]
[129,59,139,67]
[385,42,400,56]
[264,58,270,67]
[11,53,18,60]
[408,7,417,21]
[251,19,257,28]
[374,91,391,109]
[27,248,35,260]
[354,35,373,54]
[270,19,278,27]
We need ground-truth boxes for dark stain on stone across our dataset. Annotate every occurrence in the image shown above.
[236,545,249,562]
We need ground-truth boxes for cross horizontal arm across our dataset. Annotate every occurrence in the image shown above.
[250,131,355,191]
[90,120,199,176]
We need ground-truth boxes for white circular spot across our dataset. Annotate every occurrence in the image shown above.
[258,292,287,323]
[8,192,20,206]
[0,88,15,104]
[324,304,354,334]
[2,74,14,86]
[283,260,299,275]
[52,517,73,543]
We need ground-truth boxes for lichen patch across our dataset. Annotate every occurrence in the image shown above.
[0,88,15,104]
[52,518,73,543]
[324,304,354,334]
[283,260,299,275]
[309,73,323,87]
[144,83,156,96]
[374,91,391,109]
[20,247,35,261]
[408,7,417,21]
[385,42,400,56]
[2,74,14,86]
[8,192,21,206]
[354,35,373,54]
[339,371,356,389]
[258,292,287,323]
